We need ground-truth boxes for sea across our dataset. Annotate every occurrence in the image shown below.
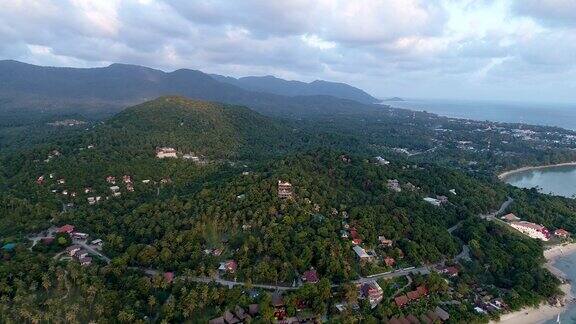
[549,253,576,324]
[503,166,576,199]
[385,98,576,130]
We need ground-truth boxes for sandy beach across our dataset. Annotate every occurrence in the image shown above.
[498,162,576,180]
[493,243,576,324]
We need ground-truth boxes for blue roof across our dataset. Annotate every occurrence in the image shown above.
[2,243,16,251]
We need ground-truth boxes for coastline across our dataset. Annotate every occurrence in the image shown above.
[493,242,576,324]
[498,162,576,180]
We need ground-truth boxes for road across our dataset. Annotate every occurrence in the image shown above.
[479,196,513,221]
[75,240,111,263]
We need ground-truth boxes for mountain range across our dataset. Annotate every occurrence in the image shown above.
[0,60,382,121]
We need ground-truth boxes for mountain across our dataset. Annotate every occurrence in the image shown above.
[210,74,378,104]
[94,96,287,159]
[382,97,404,102]
[0,60,381,121]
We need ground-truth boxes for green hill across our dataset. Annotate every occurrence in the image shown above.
[93,96,286,159]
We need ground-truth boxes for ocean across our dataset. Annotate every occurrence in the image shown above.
[385,99,576,130]
[502,166,576,199]
[548,252,576,324]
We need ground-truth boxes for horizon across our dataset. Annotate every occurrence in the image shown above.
[1,1,576,104]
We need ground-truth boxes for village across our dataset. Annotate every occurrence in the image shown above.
[18,148,574,323]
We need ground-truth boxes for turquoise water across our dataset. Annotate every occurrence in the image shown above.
[387,99,576,130]
[546,252,576,324]
[503,166,576,198]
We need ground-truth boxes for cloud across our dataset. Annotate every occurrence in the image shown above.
[0,0,575,102]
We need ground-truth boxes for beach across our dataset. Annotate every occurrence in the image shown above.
[497,162,576,180]
[493,243,576,324]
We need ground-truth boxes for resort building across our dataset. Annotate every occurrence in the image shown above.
[359,281,384,308]
[510,221,550,241]
[156,147,177,159]
[555,228,570,238]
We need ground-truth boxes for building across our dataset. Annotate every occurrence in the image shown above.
[360,281,383,308]
[58,224,75,234]
[384,256,396,267]
[375,156,390,165]
[394,295,409,308]
[79,256,92,266]
[302,268,319,284]
[424,197,442,206]
[219,260,238,273]
[501,213,521,222]
[378,236,393,247]
[353,245,374,262]
[66,245,82,256]
[510,221,550,241]
[387,179,402,192]
[555,228,570,238]
[72,232,89,240]
[156,147,177,158]
[277,180,293,199]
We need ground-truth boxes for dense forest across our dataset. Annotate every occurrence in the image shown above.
[1,96,575,323]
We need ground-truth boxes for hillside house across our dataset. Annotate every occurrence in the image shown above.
[353,246,374,262]
[424,197,442,206]
[156,147,177,158]
[66,245,82,256]
[58,224,75,234]
[277,180,293,199]
[359,281,383,308]
[387,179,402,192]
[79,256,92,266]
[123,175,132,183]
[555,228,570,238]
[378,236,393,247]
[106,176,116,184]
[72,232,89,240]
[384,256,396,267]
[510,221,550,241]
[219,260,238,273]
[375,156,390,165]
[302,268,319,284]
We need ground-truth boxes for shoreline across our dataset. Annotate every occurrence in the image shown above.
[498,162,576,180]
[493,242,576,324]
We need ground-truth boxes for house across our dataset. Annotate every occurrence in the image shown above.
[183,154,200,162]
[110,186,120,192]
[58,224,75,234]
[72,232,89,240]
[106,176,116,184]
[384,256,396,267]
[122,175,132,183]
[436,195,449,204]
[208,317,225,324]
[302,268,319,284]
[36,175,45,184]
[234,306,250,321]
[126,184,134,192]
[353,245,374,261]
[156,147,177,158]
[424,197,442,206]
[510,221,550,241]
[219,260,238,273]
[375,156,390,165]
[501,213,521,222]
[449,189,457,195]
[74,249,89,259]
[91,239,103,246]
[87,196,101,205]
[387,179,402,192]
[441,266,459,277]
[395,295,409,308]
[142,179,151,184]
[555,228,570,238]
[359,281,383,308]
[57,178,66,184]
[223,310,240,324]
[164,272,174,283]
[434,306,450,321]
[66,245,82,256]
[79,256,92,266]
[378,236,393,247]
[248,304,259,316]
[277,180,293,199]
[41,237,54,245]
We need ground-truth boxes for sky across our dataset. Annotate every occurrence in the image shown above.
[1,0,576,102]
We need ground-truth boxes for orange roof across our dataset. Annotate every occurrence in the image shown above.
[394,295,409,307]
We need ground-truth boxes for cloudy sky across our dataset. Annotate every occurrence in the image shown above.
[1,0,576,102]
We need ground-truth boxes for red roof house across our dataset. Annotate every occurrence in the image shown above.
[384,256,396,267]
[164,272,174,283]
[58,224,75,234]
[555,229,570,238]
[395,295,409,308]
[302,269,319,284]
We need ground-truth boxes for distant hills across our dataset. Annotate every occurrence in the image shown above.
[210,74,378,104]
[0,60,381,121]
